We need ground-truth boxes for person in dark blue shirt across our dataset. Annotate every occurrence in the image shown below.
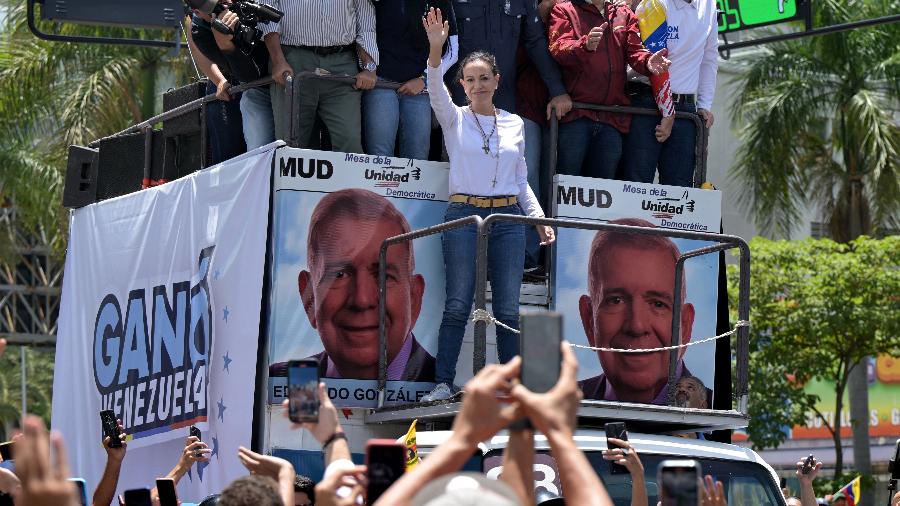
[448,0,572,118]
[363,0,459,160]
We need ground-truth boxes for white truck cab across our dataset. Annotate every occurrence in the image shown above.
[412,429,785,506]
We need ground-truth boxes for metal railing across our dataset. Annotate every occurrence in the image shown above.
[377,216,751,415]
[548,102,709,189]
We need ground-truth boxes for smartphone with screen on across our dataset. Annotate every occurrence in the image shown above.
[605,422,629,474]
[365,440,406,503]
[288,359,320,423]
[658,460,702,506]
[519,311,562,393]
[0,441,13,461]
[122,488,152,506]
[156,478,178,506]
[68,478,88,506]
[99,410,122,448]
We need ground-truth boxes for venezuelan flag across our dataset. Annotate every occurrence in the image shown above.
[634,0,674,117]
[835,476,862,506]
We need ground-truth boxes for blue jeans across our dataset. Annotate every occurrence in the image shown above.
[205,81,246,164]
[362,87,431,159]
[240,86,275,150]
[622,92,697,187]
[556,117,623,179]
[435,202,526,385]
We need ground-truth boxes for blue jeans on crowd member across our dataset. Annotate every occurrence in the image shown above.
[362,86,432,160]
[556,118,623,179]
[240,86,275,150]
[522,117,546,269]
[622,92,697,187]
[206,81,246,164]
[434,202,526,386]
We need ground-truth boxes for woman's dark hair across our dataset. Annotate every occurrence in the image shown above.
[455,51,500,81]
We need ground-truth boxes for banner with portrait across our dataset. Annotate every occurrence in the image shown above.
[552,174,722,408]
[52,145,274,499]
[266,148,449,412]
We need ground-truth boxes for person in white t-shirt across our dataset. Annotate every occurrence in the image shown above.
[420,7,555,402]
[622,0,718,188]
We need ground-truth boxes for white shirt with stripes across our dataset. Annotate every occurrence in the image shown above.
[259,0,379,65]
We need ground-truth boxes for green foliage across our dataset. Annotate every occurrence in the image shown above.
[729,0,900,241]
[812,473,876,498]
[0,345,56,432]
[0,1,192,257]
[728,236,900,467]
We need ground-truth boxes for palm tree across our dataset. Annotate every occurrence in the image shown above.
[730,0,899,479]
[0,1,193,252]
[0,2,194,428]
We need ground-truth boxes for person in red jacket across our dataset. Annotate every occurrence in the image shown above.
[549,0,670,179]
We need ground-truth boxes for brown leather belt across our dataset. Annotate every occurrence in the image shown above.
[449,194,518,208]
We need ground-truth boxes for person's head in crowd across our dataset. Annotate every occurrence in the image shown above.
[675,376,709,409]
[579,218,695,403]
[410,473,520,506]
[219,475,283,506]
[293,474,315,506]
[189,0,231,21]
[455,51,501,110]
[198,494,220,506]
[831,492,848,506]
[786,497,803,506]
[299,189,426,379]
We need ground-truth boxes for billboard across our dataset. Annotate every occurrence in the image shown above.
[792,355,900,438]
[266,148,449,409]
[552,175,722,407]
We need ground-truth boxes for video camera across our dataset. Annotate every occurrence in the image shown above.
[185,0,283,47]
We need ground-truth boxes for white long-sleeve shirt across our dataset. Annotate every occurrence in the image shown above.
[426,64,543,218]
[664,0,718,110]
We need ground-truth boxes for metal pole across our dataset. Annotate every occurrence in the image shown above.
[20,346,26,419]
[720,14,900,51]
[473,219,490,374]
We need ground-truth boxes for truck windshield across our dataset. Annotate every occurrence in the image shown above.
[482,451,783,506]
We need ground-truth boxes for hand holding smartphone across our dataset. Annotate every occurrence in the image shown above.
[68,478,88,506]
[605,422,629,474]
[288,360,320,424]
[801,454,815,475]
[100,410,122,448]
[366,440,406,503]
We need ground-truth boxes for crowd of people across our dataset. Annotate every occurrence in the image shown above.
[2,336,898,506]
[188,0,717,189]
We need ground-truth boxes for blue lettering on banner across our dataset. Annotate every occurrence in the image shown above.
[267,378,435,409]
[94,246,214,439]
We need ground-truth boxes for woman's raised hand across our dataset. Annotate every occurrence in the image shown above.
[423,7,449,49]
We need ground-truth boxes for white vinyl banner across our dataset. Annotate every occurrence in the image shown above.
[52,144,276,502]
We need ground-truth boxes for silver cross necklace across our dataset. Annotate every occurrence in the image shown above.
[470,105,501,188]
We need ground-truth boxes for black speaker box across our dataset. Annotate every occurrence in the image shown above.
[96,132,147,201]
[63,145,99,208]
[163,80,207,137]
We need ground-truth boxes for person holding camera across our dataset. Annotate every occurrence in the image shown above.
[187,0,275,153]
[261,0,379,154]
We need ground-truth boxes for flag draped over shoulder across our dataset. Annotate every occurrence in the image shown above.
[634,0,675,117]
[834,476,862,506]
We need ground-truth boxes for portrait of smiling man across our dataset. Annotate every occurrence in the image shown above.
[271,188,435,382]
[578,217,699,405]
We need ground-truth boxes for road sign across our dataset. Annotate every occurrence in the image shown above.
[717,0,808,33]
